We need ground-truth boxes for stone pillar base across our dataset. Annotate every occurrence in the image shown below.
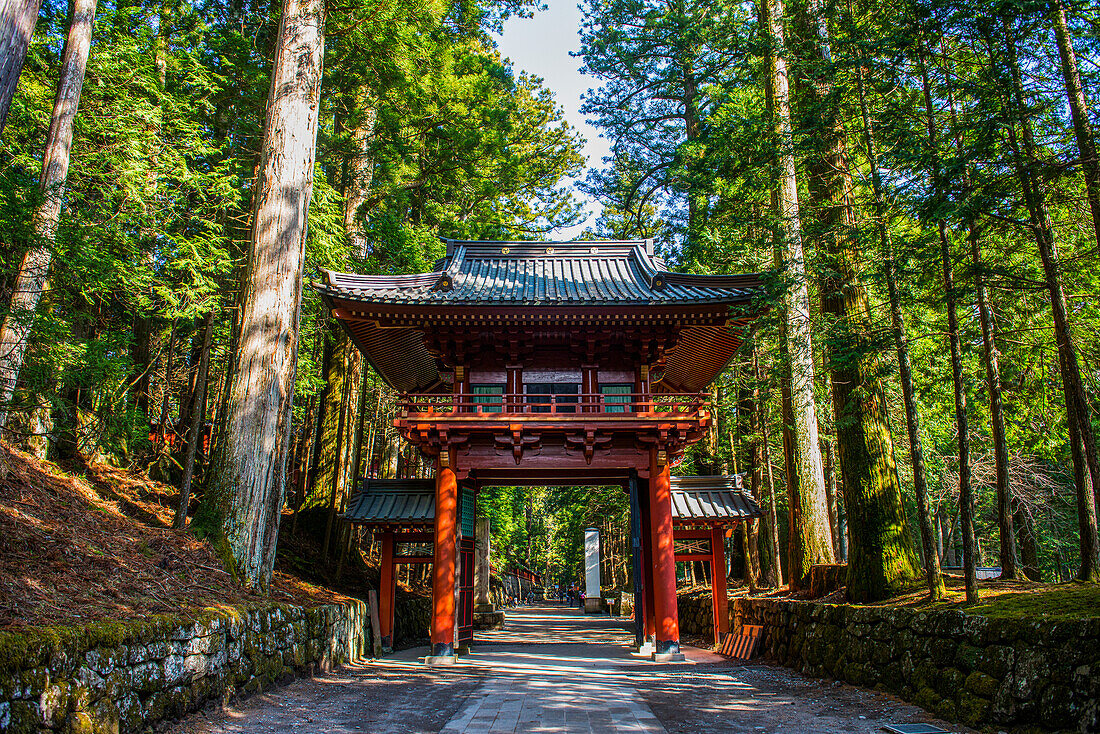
[584,597,602,614]
[473,610,505,630]
[474,603,496,613]
[421,655,458,666]
[651,639,685,662]
[651,651,687,663]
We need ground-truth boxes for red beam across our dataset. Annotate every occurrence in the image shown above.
[673,528,714,539]
[395,555,434,563]
[393,532,433,543]
[675,554,714,562]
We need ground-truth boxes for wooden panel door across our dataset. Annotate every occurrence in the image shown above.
[458,537,474,646]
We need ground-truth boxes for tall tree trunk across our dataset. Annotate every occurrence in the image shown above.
[853,53,943,600]
[758,348,783,587]
[919,49,978,603]
[759,0,833,592]
[1000,19,1100,581]
[323,342,359,558]
[344,85,376,261]
[1014,503,1041,580]
[742,349,768,585]
[942,222,979,605]
[822,435,838,557]
[305,325,334,500]
[970,232,1018,578]
[348,365,370,492]
[0,0,43,133]
[1051,0,1100,252]
[196,0,325,589]
[176,324,203,463]
[311,328,355,510]
[129,314,154,419]
[0,0,97,431]
[738,357,764,587]
[794,0,918,600]
[174,310,214,529]
[939,49,1019,580]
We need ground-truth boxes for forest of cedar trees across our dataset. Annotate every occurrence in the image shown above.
[0,0,1098,604]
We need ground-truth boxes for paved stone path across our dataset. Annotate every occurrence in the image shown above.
[170,604,967,733]
[434,609,664,733]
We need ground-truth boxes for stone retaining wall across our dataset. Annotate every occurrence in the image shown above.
[675,590,715,641]
[394,594,431,646]
[1,598,387,733]
[720,597,1099,733]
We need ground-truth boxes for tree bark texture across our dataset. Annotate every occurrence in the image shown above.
[129,314,153,418]
[1001,21,1100,581]
[970,232,1018,578]
[756,346,784,587]
[0,0,43,133]
[854,56,943,600]
[197,0,324,589]
[311,327,356,514]
[175,310,214,529]
[1051,0,1100,252]
[343,85,376,261]
[918,49,978,603]
[793,0,921,602]
[940,222,979,604]
[322,341,360,558]
[760,0,833,591]
[741,352,770,585]
[0,0,97,431]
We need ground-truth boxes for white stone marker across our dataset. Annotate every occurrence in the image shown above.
[584,527,602,613]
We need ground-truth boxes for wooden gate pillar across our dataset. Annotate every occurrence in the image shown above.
[640,479,656,643]
[649,448,681,657]
[430,458,458,660]
[710,525,729,647]
[380,532,395,652]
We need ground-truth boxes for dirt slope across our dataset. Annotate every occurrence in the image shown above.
[0,442,345,631]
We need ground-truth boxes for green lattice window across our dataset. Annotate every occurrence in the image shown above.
[471,384,503,413]
[601,384,632,413]
[461,488,476,537]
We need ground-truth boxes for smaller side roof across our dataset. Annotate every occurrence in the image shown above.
[343,475,762,528]
[344,479,435,526]
[670,475,763,524]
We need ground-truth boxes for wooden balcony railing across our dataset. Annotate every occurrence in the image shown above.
[398,392,710,416]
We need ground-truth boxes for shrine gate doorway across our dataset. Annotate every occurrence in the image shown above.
[344,472,762,660]
[320,238,768,663]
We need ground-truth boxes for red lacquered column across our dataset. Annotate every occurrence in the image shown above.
[711,524,729,647]
[649,448,680,654]
[431,460,458,657]
[380,532,395,651]
[640,481,657,643]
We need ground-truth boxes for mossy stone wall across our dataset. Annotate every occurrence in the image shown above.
[675,590,716,642]
[721,597,1099,733]
[394,594,431,646]
[0,601,373,733]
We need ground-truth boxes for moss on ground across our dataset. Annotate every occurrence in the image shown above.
[740,576,1100,621]
[856,578,1100,620]
[933,581,1100,620]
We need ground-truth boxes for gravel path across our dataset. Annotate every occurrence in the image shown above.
[168,605,968,733]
